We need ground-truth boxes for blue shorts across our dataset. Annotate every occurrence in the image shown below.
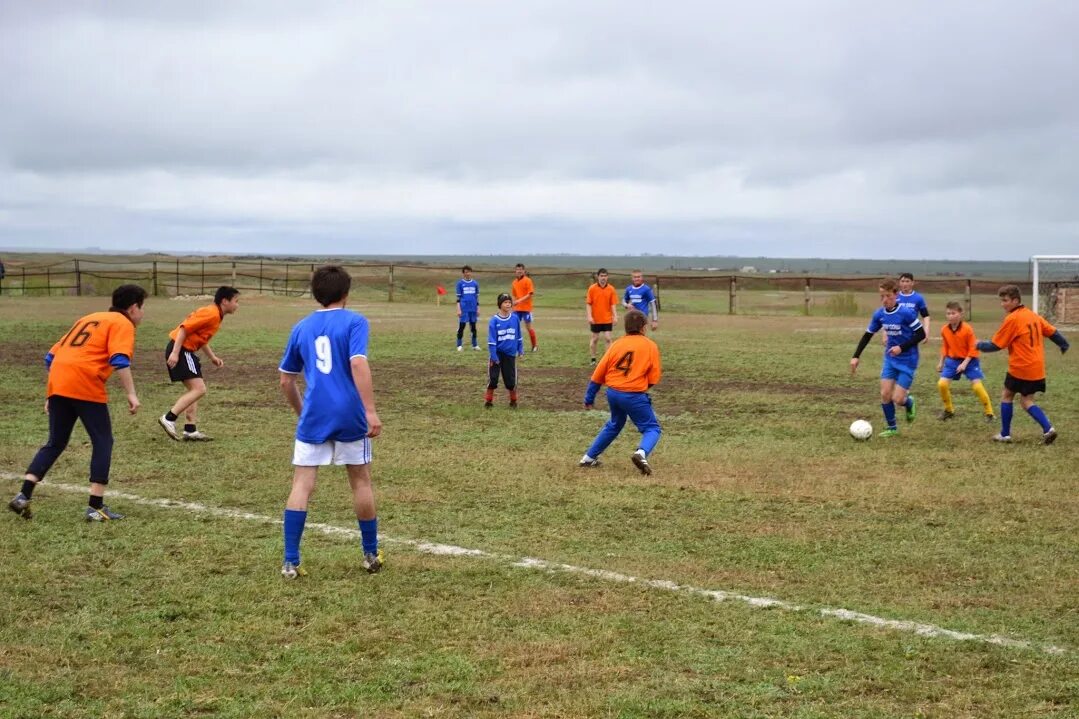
[940,356,984,381]
[515,311,533,324]
[880,355,918,389]
[459,310,478,323]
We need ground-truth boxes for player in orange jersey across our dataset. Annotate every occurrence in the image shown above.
[586,268,619,365]
[511,263,538,352]
[935,301,994,421]
[579,310,662,475]
[160,286,240,441]
[976,285,1069,444]
[9,285,147,522]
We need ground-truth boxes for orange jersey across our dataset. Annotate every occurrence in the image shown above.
[46,310,136,403]
[586,283,618,324]
[169,304,222,351]
[511,276,534,312]
[591,333,661,392]
[940,321,978,360]
[990,305,1057,381]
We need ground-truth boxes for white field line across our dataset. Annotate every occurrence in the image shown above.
[3,473,1069,656]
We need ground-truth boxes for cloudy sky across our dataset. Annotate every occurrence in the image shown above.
[2,1,1078,260]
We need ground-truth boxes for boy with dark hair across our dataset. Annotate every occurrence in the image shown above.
[976,285,1069,444]
[898,272,930,340]
[486,293,524,408]
[586,268,618,365]
[9,284,148,522]
[511,263,538,352]
[278,265,383,578]
[160,285,240,441]
[455,265,480,351]
[851,278,926,437]
[580,310,663,475]
[936,300,995,421]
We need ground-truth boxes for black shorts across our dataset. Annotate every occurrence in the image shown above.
[590,323,613,333]
[166,339,203,382]
[1004,373,1046,396]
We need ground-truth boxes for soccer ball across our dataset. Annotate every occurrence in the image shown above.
[849,419,873,441]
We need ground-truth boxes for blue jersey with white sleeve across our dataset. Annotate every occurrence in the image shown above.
[624,283,656,315]
[279,308,370,443]
[897,290,929,319]
[868,305,923,362]
[456,278,479,312]
[488,312,523,361]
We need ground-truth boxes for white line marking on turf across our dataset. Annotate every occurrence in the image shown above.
[4,474,1068,656]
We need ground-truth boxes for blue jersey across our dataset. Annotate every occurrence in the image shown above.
[279,308,370,443]
[456,278,479,312]
[488,312,523,361]
[868,305,923,362]
[897,290,929,319]
[624,283,656,315]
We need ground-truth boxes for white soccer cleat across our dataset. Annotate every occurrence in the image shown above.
[182,430,213,442]
[159,415,180,440]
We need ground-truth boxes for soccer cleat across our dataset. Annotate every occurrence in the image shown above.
[878,428,899,438]
[992,433,1013,443]
[472,345,481,351]
[182,430,213,442]
[86,505,125,522]
[631,451,652,476]
[456,346,463,352]
[363,549,384,574]
[8,493,32,520]
[484,400,493,409]
[985,414,996,423]
[509,400,518,409]
[937,410,955,421]
[1043,428,1058,445]
[578,456,602,467]
[281,561,307,579]
[159,414,180,440]
[590,357,597,365]
[531,346,538,353]
[905,396,917,423]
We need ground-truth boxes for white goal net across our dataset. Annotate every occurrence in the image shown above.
[1031,255,1079,324]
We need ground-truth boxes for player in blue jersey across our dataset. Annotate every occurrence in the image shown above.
[455,265,480,351]
[278,265,383,578]
[850,278,926,437]
[897,272,930,342]
[485,293,524,408]
[622,270,659,331]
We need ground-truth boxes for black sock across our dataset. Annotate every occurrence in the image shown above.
[20,480,36,499]
[88,495,104,510]
[184,424,196,433]
[165,411,178,422]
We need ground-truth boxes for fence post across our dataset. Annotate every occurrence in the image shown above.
[75,259,82,296]
[804,278,811,315]
[285,263,289,294]
[653,275,661,311]
[201,259,205,295]
[175,259,180,296]
[231,261,236,285]
[46,267,51,296]
[965,279,972,320]
[22,267,26,296]
[152,261,158,296]
[259,260,264,294]
[388,264,395,302]
[729,276,737,315]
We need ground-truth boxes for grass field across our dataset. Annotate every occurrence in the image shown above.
[1,288,1077,718]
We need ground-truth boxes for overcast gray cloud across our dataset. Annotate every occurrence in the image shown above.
[2,1,1078,259]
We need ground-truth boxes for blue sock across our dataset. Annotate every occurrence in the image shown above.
[359,518,378,555]
[1026,405,1052,433]
[881,402,897,429]
[903,396,913,410]
[1001,402,1013,436]
[283,509,307,565]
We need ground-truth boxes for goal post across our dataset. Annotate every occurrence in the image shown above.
[1030,255,1079,322]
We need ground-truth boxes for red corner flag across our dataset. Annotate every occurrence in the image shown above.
[436,285,447,295]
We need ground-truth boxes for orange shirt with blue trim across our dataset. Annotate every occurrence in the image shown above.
[47,310,136,403]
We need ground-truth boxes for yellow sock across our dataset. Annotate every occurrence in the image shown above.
[937,378,954,412]
[972,382,993,416]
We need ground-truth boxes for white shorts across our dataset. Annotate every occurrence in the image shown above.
[292,437,372,467]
